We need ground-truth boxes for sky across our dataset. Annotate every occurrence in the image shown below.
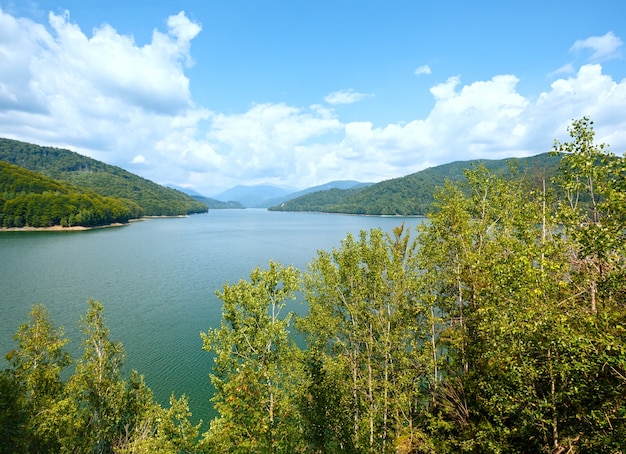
[1,1,625,196]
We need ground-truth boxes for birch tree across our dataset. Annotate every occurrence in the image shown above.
[201,260,304,453]
[300,226,421,453]
[5,304,71,452]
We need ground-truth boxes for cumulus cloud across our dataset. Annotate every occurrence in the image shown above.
[310,63,625,185]
[324,89,370,105]
[167,11,201,44]
[43,9,199,114]
[197,62,626,191]
[570,31,623,62]
[0,8,211,187]
[131,155,147,164]
[414,65,432,75]
[1,9,625,196]
[0,11,53,114]
[205,103,343,188]
[0,8,200,121]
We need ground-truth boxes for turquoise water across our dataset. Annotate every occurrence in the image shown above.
[0,209,425,426]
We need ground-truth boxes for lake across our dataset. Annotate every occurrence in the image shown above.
[0,209,425,426]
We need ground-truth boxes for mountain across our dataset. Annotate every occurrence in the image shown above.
[167,184,204,197]
[262,180,372,208]
[269,153,562,215]
[268,187,364,212]
[1,160,141,228]
[0,138,208,216]
[212,184,296,208]
[168,184,244,209]
[192,195,244,209]
[212,181,372,208]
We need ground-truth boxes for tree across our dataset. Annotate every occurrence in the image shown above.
[0,369,29,453]
[550,117,626,451]
[114,385,201,454]
[5,304,71,452]
[553,116,626,315]
[63,299,127,453]
[414,124,626,452]
[299,226,423,453]
[3,301,202,452]
[201,260,304,453]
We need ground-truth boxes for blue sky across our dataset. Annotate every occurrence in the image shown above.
[1,0,625,195]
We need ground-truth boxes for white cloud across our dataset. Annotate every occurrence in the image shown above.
[0,8,212,187]
[570,31,623,62]
[0,11,53,114]
[298,63,626,186]
[414,65,432,75]
[534,64,626,141]
[205,103,342,187]
[548,62,576,78]
[0,8,200,124]
[167,11,201,44]
[131,155,147,164]
[324,89,370,105]
[43,10,198,114]
[1,8,626,196]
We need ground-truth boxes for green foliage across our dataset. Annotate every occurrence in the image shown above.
[116,390,202,454]
[201,261,305,453]
[299,226,423,453]
[212,118,625,452]
[3,301,201,453]
[0,138,208,217]
[267,187,362,212]
[271,153,562,215]
[411,119,626,452]
[0,369,29,453]
[63,299,128,452]
[553,117,626,315]
[4,304,71,452]
[192,195,245,209]
[0,161,141,228]
[3,118,624,452]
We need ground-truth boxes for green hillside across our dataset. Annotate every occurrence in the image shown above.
[270,152,562,215]
[192,195,245,209]
[268,187,363,212]
[0,161,142,228]
[0,138,208,216]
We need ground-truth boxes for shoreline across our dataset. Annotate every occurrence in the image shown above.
[0,215,192,232]
[0,222,128,232]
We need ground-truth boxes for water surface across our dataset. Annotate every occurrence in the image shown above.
[0,209,425,425]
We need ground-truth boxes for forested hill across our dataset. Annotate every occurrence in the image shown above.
[269,152,562,215]
[192,195,245,209]
[0,138,208,216]
[0,161,142,228]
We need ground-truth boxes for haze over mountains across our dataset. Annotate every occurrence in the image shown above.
[210,153,562,214]
[211,181,372,208]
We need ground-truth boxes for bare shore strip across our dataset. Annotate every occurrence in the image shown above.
[0,215,189,232]
[0,223,127,232]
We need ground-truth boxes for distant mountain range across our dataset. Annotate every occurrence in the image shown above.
[212,184,296,208]
[191,196,245,209]
[269,153,562,216]
[1,137,565,223]
[208,153,561,215]
[167,185,245,209]
[212,181,373,208]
